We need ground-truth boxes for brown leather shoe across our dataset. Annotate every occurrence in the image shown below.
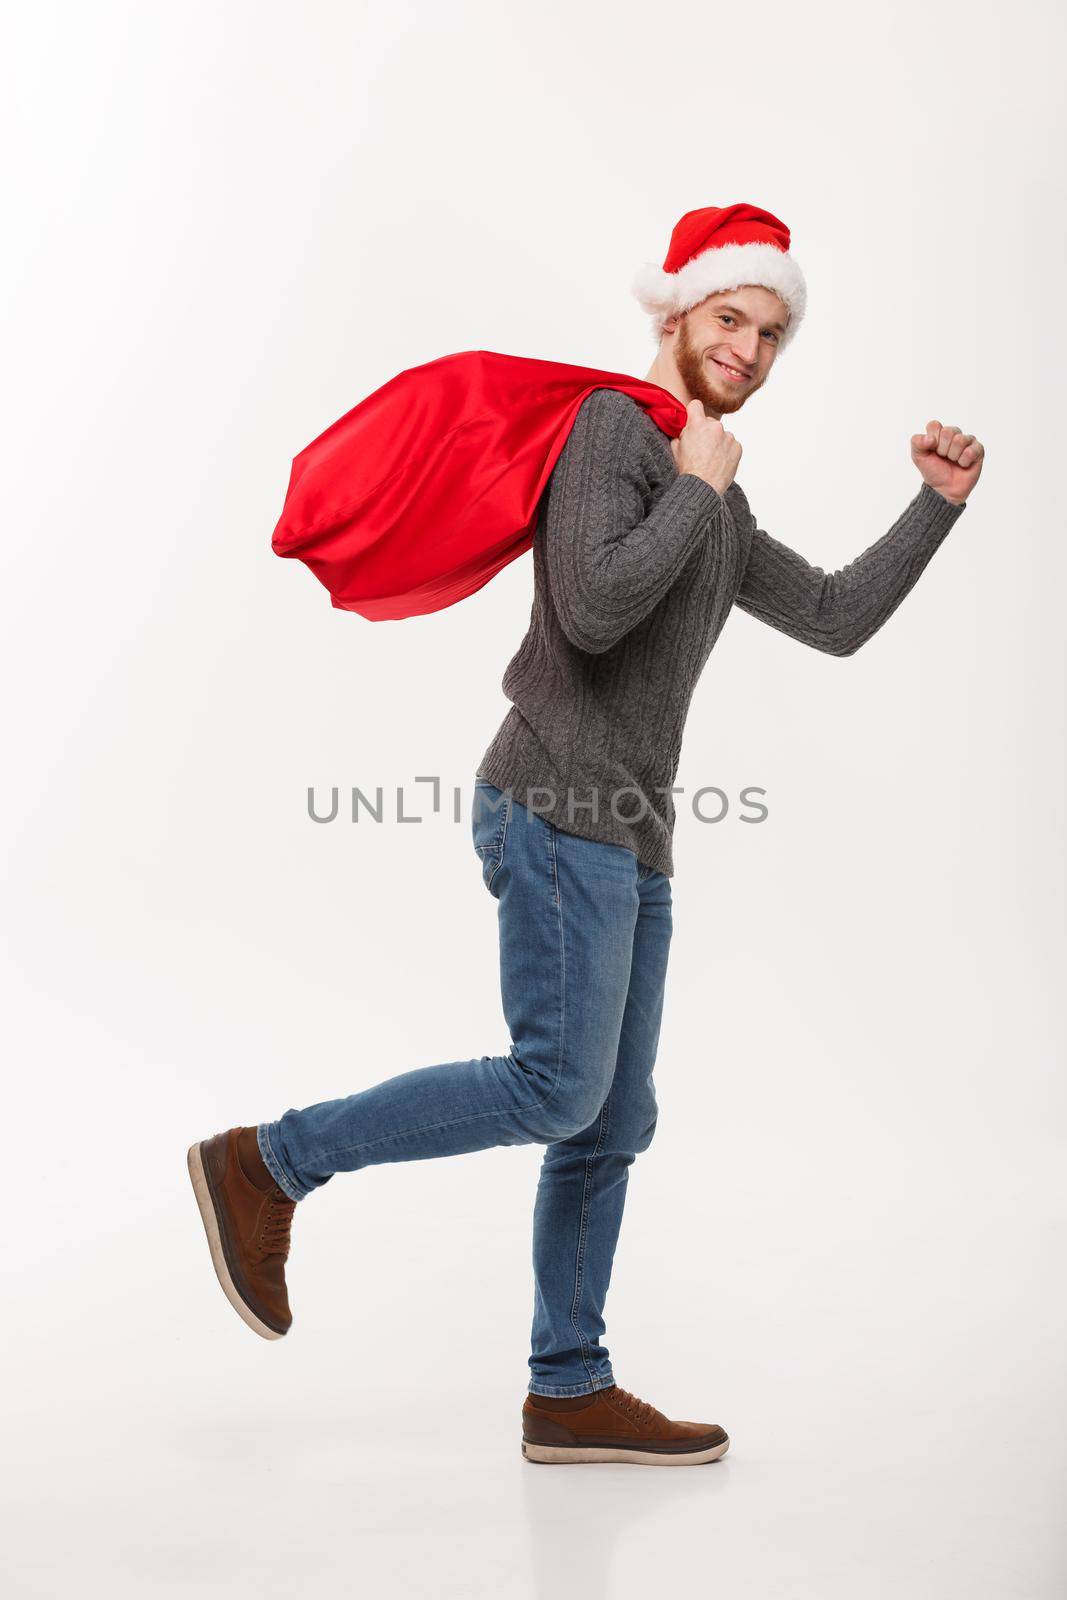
[187,1126,296,1340]
[522,1383,729,1465]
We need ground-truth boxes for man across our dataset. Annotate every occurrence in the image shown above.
[188,202,984,1466]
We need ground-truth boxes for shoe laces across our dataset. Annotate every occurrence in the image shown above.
[611,1385,658,1427]
[258,1189,296,1258]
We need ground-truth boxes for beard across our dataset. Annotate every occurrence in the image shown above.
[674,315,767,415]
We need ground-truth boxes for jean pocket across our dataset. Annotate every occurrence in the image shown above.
[472,781,511,893]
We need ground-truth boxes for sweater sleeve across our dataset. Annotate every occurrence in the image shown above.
[733,480,967,657]
[543,388,725,655]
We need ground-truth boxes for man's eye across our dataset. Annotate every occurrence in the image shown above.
[762,331,779,342]
[719,314,735,326]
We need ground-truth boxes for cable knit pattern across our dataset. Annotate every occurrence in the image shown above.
[476,387,966,876]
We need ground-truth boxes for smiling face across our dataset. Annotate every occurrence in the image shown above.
[663,286,788,416]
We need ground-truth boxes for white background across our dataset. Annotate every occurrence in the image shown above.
[5,2,1065,1596]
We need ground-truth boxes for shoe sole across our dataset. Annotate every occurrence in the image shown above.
[186,1141,286,1341]
[521,1437,729,1466]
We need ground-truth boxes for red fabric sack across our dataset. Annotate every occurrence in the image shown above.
[271,349,689,621]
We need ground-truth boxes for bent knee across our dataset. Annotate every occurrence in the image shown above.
[529,1111,593,1143]
[505,1048,608,1140]
[527,1089,608,1143]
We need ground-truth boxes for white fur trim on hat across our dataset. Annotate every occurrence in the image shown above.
[631,241,807,350]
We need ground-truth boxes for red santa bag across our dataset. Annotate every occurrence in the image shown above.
[270,349,689,621]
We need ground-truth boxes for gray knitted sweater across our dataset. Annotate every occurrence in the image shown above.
[475,387,966,876]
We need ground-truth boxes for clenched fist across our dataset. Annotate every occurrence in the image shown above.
[670,399,742,496]
[910,420,984,505]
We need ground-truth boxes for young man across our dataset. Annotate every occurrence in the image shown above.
[188,203,984,1466]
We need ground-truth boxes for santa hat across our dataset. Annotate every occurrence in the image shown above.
[631,202,807,350]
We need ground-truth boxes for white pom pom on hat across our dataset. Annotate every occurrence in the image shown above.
[632,202,807,350]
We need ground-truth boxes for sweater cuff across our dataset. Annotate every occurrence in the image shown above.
[673,474,725,519]
[917,479,969,529]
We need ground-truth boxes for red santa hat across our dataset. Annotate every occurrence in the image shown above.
[631,202,807,349]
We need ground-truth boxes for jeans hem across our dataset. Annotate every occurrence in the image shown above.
[527,1375,615,1398]
[258,1123,309,1203]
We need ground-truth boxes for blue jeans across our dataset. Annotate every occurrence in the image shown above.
[258,779,673,1396]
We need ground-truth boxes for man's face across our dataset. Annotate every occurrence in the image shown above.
[667,287,787,415]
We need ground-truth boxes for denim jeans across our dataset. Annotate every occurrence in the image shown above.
[258,779,673,1396]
